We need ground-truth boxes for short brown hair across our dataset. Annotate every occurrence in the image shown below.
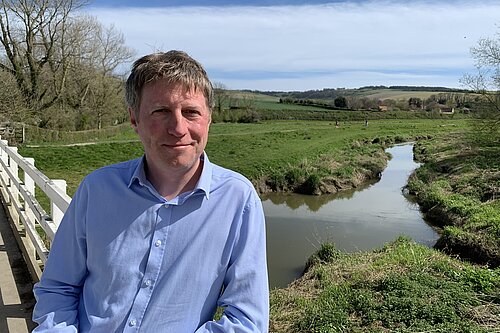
[125,50,214,117]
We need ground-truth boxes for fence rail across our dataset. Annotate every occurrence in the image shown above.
[0,122,131,145]
[0,137,70,281]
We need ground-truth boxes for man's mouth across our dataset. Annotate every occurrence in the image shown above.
[164,143,192,148]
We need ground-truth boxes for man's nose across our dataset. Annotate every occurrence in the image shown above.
[167,111,188,137]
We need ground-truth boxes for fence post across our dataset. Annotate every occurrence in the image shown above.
[0,140,9,203]
[24,157,38,263]
[51,180,67,228]
[8,146,20,227]
[24,158,36,223]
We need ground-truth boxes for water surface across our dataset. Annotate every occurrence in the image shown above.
[264,144,439,289]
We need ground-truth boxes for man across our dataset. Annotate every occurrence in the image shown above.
[32,51,269,332]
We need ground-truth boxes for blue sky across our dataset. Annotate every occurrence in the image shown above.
[91,0,365,7]
[87,0,500,91]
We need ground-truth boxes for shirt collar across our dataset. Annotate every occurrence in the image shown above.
[128,152,212,200]
[197,152,212,199]
[128,156,148,189]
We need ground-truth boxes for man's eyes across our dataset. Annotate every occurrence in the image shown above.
[183,109,201,117]
[152,108,169,114]
[151,109,201,117]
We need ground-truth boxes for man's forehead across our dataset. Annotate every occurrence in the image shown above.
[143,79,204,96]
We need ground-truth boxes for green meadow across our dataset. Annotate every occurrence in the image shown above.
[18,118,500,332]
[20,119,468,196]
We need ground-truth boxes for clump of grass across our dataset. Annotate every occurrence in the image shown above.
[304,243,342,272]
[270,237,500,333]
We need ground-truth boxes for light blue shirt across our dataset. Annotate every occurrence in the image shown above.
[32,153,269,332]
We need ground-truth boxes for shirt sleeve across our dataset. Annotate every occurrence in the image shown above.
[32,182,89,332]
[195,193,270,333]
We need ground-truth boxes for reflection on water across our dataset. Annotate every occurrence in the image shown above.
[264,144,439,289]
[261,179,377,212]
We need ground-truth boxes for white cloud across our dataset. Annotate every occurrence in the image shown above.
[87,1,500,90]
[221,70,463,91]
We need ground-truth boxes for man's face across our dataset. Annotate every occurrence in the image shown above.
[130,80,211,178]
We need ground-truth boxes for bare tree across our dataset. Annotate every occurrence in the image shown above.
[213,81,229,112]
[0,0,87,123]
[0,68,28,122]
[66,15,134,129]
[0,1,134,129]
[461,29,500,141]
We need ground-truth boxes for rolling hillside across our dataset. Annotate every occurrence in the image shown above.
[243,85,470,102]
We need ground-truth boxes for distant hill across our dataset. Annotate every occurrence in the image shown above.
[243,86,471,102]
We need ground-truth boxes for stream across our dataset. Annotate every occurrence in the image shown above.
[263,144,439,289]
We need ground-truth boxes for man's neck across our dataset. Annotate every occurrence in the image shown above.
[145,159,203,201]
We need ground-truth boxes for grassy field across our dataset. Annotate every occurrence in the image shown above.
[19,119,469,197]
[18,118,500,331]
[360,88,439,100]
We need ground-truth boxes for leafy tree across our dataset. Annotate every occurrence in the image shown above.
[408,97,423,109]
[334,96,347,108]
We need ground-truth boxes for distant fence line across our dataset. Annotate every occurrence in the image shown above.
[0,122,131,145]
[211,108,464,124]
[2,110,465,145]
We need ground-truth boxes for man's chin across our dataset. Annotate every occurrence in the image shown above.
[163,156,201,173]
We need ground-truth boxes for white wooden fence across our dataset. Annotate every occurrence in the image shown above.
[0,138,71,281]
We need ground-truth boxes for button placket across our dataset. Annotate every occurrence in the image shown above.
[123,204,171,331]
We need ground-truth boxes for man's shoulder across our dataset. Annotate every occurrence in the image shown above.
[210,163,256,193]
[83,158,140,184]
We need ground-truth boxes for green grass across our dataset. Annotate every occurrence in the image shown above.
[252,99,333,111]
[19,119,470,197]
[270,237,500,332]
[17,117,500,331]
[360,89,439,100]
[408,132,500,267]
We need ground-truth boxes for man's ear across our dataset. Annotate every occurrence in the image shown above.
[129,107,139,133]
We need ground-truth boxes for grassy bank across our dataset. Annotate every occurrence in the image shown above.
[408,132,500,267]
[270,237,500,332]
[267,125,499,332]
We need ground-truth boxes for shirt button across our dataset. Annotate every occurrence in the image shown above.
[155,240,162,247]
[129,319,137,327]
[145,279,152,287]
